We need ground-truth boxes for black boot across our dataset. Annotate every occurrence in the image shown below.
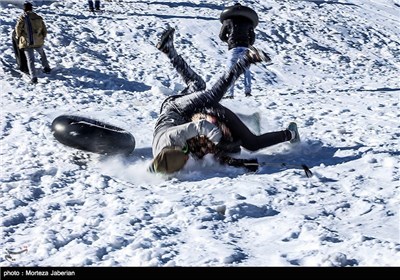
[245,90,252,97]
[156,28,175,54]
[43,67,51,74]
[158,27,206,93]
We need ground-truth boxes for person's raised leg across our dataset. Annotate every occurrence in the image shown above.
[156,27,205,94]
[206,47,270,102]
[174,46,271,115]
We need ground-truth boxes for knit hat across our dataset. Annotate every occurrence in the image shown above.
[148,146,189,174]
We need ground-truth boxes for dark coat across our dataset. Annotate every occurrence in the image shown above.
[219,16,255,50]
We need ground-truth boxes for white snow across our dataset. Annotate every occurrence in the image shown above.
[1,0,399,267]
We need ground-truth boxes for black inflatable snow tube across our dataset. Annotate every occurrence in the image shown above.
[51,115,135,155]
[220,5,259,27]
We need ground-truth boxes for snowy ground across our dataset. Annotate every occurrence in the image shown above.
[1,0,399,266]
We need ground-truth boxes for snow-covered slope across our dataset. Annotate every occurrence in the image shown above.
[1,0,399,266]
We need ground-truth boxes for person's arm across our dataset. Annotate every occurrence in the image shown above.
[154,120,222,156]
[41,18,47,38]
[170,120,222,144]
[15,15,24,38]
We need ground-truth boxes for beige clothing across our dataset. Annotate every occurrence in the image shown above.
[15,11,47,49]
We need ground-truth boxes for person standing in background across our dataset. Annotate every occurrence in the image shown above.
[88,0,101,12]
[15,1,51,84]
[219,3,258,98]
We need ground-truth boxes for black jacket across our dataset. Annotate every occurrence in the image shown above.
[219,16,255,50]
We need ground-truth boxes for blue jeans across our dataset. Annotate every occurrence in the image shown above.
[24,47,50,79]
[227,47,252,97]
[88,0,100,10]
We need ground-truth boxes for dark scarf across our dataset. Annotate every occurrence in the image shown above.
[24,12,34,46]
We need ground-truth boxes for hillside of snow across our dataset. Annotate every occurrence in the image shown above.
[1,0,399,266]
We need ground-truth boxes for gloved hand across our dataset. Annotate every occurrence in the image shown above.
[216,155,259,172]
[216,139,242,154]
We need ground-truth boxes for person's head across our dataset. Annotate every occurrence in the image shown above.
[148,146,189,174]
[23,2,33,12]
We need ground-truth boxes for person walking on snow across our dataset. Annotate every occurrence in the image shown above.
[219,3,258,98]
[88,0,101,12]
[149,28,300,174]
[15,1,51,84]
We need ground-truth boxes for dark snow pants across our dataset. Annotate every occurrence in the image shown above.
[165,45,291,152]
